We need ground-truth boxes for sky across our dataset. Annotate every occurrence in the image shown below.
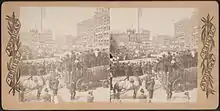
[110,8,196,37]
[20,7,195,37]
[20,7,96,35]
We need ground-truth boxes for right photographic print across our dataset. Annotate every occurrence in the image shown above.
[109,8,198,103]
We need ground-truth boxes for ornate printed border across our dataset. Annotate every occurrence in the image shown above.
[200,14,216,98]
[5,12,22,96]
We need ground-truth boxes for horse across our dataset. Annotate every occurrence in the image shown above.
[112,75,143,100]
[19,73,51,101]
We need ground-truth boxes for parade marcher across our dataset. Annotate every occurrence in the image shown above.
[19,84,26,102]
[166,81,173,100]
[127,63,133,80]
[167,52,172,63]
[120,63,126,76]
[145,76,155,103]
[184,91,190,103]
[28,65,34,80]
[49,74,60,103]
[108,67,113,90]
[124,64,129,81]
[129,78,137,99]
[138,62,143,76]
[70,81,76,100]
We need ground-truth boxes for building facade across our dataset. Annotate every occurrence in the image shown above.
[141,29,151,43]
[93,8,110,51]
[174,18,191,50]
[111,32,129,44]
[174,10,200,50]
[30,29,40,57]
[151,34,173,51]
[29,29,55,58]
[127,28,151,43]
[76,8,110,51]
[77,18,95,49]
[38,30,55,54]
[190,9,200,49]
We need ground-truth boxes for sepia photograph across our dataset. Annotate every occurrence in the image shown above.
[109,8,199,103]
[1,1,219,110]
[18,7,111,103]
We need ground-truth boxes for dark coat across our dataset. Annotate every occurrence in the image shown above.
[70,82,76,92]
[49,78,59,90]
[127,65,133,76]
[145,78,155,91]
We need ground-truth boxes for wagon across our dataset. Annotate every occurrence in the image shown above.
[75,65,109,92]
[158,67,197,92]
[172,67,197,92]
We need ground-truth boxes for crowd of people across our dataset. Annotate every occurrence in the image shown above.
[19,49,110,102]
[113,46,148,61]
[110,60,156,78]
[110,49,197,102]
[20,49,109,77]
[111,49,197,78]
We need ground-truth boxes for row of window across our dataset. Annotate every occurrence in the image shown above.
[78,25,110,36]
[77,17,109,29]
[95,19,110,25]
[96,42,109,46]
[95,21,110,28]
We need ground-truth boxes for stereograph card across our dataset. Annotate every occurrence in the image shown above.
[1,1,219,110]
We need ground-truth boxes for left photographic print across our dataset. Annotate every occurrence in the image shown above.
[18,7,111,103]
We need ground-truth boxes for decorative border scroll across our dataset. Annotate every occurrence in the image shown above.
[200,14,216,98]
[5,12,22,96]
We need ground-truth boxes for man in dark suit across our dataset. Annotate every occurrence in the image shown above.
[126,63,133,81]
[166,81,173,100]
[49,74,60,103]
[70,81,76,100]
[145,76,155,103]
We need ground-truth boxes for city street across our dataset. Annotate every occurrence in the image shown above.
[21,75,110,103]
[111,77,197,103]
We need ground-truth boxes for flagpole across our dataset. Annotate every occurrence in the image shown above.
[138,8,140,33]
[41,7,43,32]
[137,8,142,33]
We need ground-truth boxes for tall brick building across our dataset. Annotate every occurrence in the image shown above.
[93,8,110,51]
[77,8,110,52]
[174,9,200,50]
